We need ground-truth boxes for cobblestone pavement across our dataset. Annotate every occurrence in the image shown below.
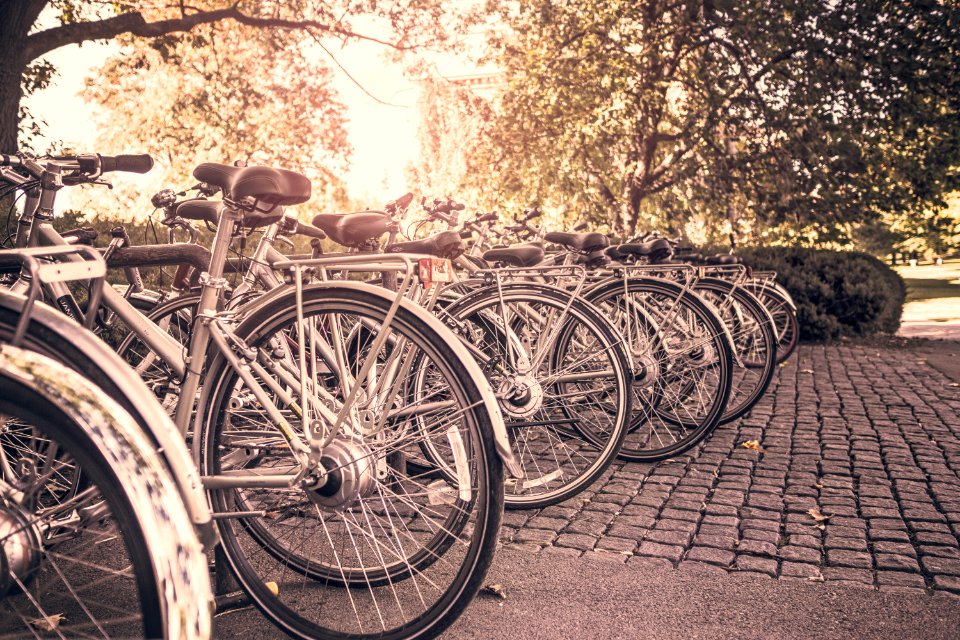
[500,343,960,595]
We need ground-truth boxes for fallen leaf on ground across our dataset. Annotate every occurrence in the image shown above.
[808,507,831,522]
[808,574,825,582]
[741,440,763,451]
[800,369,814,374]
[481,584,507,600]
[28,614,65,632]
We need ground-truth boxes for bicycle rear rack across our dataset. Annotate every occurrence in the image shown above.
[0,245,106,346]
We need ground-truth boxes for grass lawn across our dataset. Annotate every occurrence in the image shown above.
[894,259,960,303]
[894,258,960,337]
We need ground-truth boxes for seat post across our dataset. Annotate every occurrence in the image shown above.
[193,204,240,318]
[206,205,241,281]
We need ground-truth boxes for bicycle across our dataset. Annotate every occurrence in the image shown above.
[2,152,517,640]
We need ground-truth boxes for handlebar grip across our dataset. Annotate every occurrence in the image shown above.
[459,230,474,239]
[99,154,154,174]
[296,222,327,240]
[476,212,498,223]
[453,202,466,211]
[574,222,589,231]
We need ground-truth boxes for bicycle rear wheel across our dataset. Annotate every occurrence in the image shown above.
[199,284,503,640]
[586,277,733,461]
[435,283,632,508]
[0,345,212,639]
[692,279,777,424]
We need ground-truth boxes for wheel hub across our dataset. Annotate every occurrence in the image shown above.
[632,353,660,388]
[498,375,543,419]
[305,438,378,512]
[0,503,41,597]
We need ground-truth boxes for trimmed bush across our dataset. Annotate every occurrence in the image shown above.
[738,247,906,341]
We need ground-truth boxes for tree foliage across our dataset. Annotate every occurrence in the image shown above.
[3,0,465,153]
[418,0,960,249]
[81,21,352,213]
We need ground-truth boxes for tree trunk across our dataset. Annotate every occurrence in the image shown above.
[0,2,42,153]
[0,60,25,154]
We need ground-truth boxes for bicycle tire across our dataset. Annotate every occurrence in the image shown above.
[692,278,777,424]
[436,282,632,508]
[585,276,733,461]
[198,284,504,640]
[0,345,212,639]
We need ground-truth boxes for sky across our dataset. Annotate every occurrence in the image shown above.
[24,12,487,210]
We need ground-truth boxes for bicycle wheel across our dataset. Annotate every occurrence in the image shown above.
[692,279,777,424]
[586,277,733,461]
[745,284,798,362]
[199,284,503,640]
[115,292,199,409]
[435,283,632,508]
[0,344,212,639]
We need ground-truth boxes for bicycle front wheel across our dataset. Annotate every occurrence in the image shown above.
[199,284,503,640]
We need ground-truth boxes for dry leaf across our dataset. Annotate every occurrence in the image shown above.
[808,574,825,582]
[741,440,763,451]
[29,614,65,632]
[482,583,507,600]
[808,507,830,522]
[800,369,814,374]
[814,483,823,489]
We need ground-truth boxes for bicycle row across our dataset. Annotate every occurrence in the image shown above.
[0,152,798,639]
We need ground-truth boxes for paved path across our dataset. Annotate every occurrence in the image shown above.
[215,342,960,638]
[498,342,960,595]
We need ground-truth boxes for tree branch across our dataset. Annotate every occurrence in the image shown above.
[24,4,410,63]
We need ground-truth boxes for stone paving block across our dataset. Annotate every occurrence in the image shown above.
[636,542,684,563]
[605,524,650,541]
[685,547,735,567]
[827,550,873,569]
[781,561,821,579]
[513,528,556,546]
[694,534,738,551]
[932,575,960,593]
[735,555,778,577]
[555,533,598,552]
[644,529,693,547]
[526,516,569,531]
[920,546,960,560]
[779,545,821,564]
[654,518,698,534]
[921,556,960,576]
[877,571,927,590]
[595,536,637,554]
[875,554,920,573]
[736,539,778,557]
[822,566,874,586]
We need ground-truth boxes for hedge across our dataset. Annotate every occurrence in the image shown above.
[738,247,906,342]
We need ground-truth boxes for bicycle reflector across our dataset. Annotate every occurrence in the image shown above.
[418,258,453,285]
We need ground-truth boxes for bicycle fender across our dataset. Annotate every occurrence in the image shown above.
[0,290,216,546]
[0,344,214,640]
[213,280,523,479]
